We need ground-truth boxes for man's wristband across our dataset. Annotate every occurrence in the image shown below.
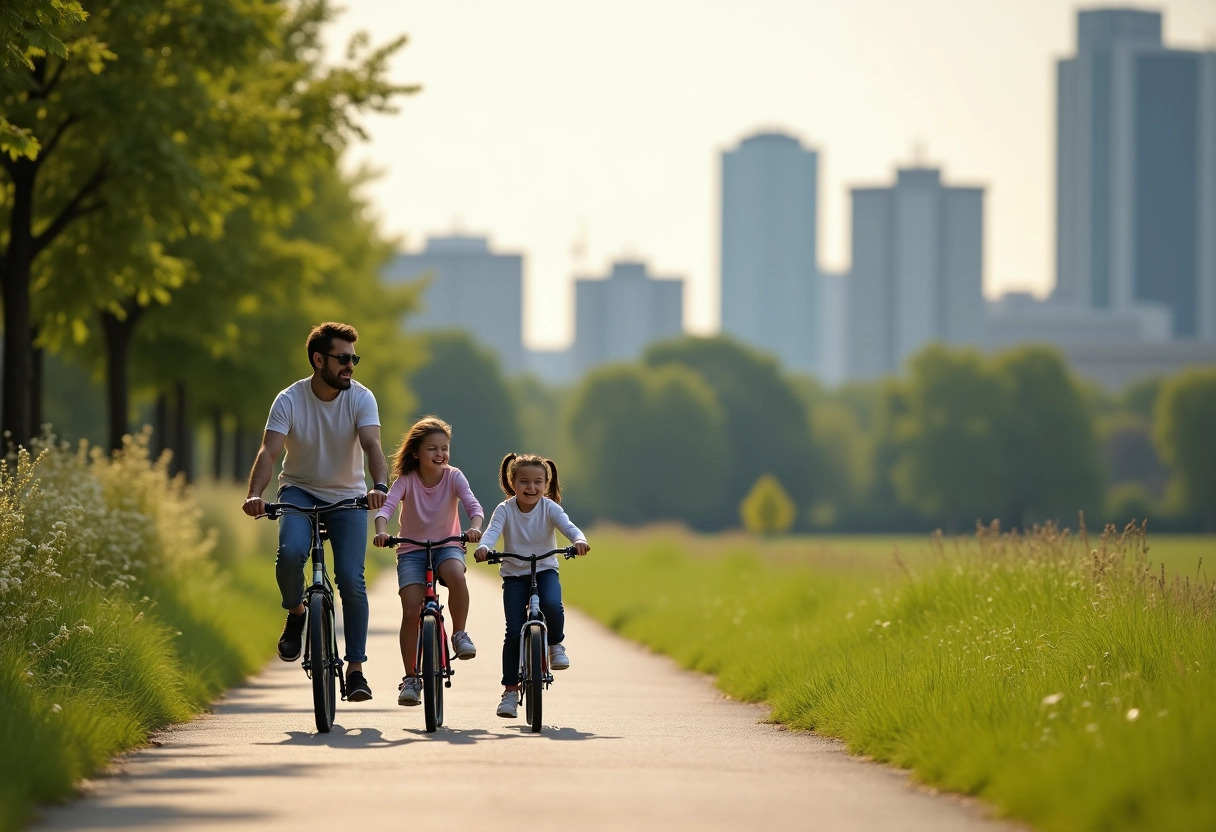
[373,483,389,494]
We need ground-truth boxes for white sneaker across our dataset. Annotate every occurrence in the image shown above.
[397,676,422,706]
[549,643,570,670]
[452,630,477,660]
[496,689,519,719]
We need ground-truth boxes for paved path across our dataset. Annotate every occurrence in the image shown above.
[35,569,1018,832]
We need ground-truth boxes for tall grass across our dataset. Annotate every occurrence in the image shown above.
[563,525,1216,831]
[0,437,279,832]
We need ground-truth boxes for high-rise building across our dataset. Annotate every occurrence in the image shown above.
[720,132,820,374]
[384,234,524,372]
[1054,8,1216,340]
[573,260,683,373]
[846,167,985,380]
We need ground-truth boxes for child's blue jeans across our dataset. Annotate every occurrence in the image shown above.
[501,569,564,687]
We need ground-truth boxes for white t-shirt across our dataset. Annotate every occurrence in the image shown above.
[265,378,380,502]
[479,496,586,578]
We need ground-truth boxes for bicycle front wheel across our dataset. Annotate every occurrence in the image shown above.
[524,626,544,733]
[310,592,336,733]
[421,615,441,733]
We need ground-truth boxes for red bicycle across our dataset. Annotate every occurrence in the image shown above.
[382,533,466,733]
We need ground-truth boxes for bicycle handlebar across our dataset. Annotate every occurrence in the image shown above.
[482,547,578,564]
[262,496,369,519]
[383,534,468,548]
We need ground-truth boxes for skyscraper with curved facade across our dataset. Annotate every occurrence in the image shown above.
[720,132,821,374]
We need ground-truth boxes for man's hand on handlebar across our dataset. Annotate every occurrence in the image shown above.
[242,496,265,517]
[365,488,387,511]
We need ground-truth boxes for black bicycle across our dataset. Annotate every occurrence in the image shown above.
[381,534,466,733]
[481,547,577,733]
[262,496,368,733]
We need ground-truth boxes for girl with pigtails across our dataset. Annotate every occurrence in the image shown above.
[474,452,590,719]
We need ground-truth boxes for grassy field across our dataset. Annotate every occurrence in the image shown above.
[562,524,1215,832]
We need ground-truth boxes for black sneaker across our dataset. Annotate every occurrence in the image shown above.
[346,671,373,702]
[277,610,306,661]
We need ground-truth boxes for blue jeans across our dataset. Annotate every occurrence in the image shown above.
[501,569,564,687]
[275,486,369,663]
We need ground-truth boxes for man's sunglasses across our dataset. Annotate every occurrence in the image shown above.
[326,353,361,366]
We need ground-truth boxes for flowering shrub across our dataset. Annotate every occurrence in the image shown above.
[0,432,216,667]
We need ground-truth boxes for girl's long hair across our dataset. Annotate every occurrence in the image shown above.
[391,415,452,478]
[498,452,561,503]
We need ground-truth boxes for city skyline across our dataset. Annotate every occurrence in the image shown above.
[324,0,1216,349]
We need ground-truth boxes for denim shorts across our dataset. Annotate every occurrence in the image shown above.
[396,545,465,588]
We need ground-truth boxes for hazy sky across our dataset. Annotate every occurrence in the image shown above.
[325,1,1216,349]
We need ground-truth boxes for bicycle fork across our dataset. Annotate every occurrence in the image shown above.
[517,604,552,688]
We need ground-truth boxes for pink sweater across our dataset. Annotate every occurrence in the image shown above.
[375,467,483,554]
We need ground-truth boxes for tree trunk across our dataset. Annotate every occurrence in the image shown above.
[153,392,170,462]
[174,381,192,481]
[1,159,36,446]
[212,408,224,480]
[31,331,43,439]
[100,304,143,452]
[233,417,245,483]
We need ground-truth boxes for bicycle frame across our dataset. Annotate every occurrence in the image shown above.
[483,547,575,730]
[385,533,466,731]
[262,496,368,731]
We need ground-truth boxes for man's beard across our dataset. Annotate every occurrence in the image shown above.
[320,364,352,390]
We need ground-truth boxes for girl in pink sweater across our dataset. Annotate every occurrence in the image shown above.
[374,416,483,707]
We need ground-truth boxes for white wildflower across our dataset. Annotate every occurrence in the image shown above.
[1041,692,1064,707]
[1126,708,1140,722]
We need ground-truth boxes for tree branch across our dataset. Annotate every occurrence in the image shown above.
[34,115,77,165]
[32,164,107,257]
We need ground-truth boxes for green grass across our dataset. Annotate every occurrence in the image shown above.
[563,525,1216,832]
[0,442,283,832]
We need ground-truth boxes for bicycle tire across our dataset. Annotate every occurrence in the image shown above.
[310,592,335,733]
[421,615,440,733]
[524,626,544,733]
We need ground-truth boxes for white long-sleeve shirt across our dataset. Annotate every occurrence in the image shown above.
[479,496,586,578]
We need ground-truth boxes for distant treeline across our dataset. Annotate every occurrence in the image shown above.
[409,333,1216,535]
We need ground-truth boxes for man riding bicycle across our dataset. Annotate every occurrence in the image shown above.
[242,321,389,702]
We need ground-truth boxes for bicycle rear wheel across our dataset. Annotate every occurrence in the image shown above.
[524,626,544,733]
[421,615,441,733]
[310,592,336,733]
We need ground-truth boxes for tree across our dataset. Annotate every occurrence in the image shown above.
[1153,368,1216,531]
[563,363,728,526]
[890,345,1007,531]
[643,335,821,528]
[991,346,1102,528]
[408,331,521,508]
[740,474,795,535]
[2,0,413,448]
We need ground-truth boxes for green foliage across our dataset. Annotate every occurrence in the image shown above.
[564,362,727,525]
[643,336,823,528]
[0,0,87,158]
[1153,368,1216,530]
[739,474,795,534]
[1,0,417,447]
[407,331,521,508]
[991,346,1103,526]
[564,527,1216,832]
[891,346,1007,528]
[0,437,279,831]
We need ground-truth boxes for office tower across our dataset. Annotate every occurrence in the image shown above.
[1055,8,1216,339]
[720,132,820,374]
[572,260,683,373]
[846,167,985,380]
[384,234,524,372]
